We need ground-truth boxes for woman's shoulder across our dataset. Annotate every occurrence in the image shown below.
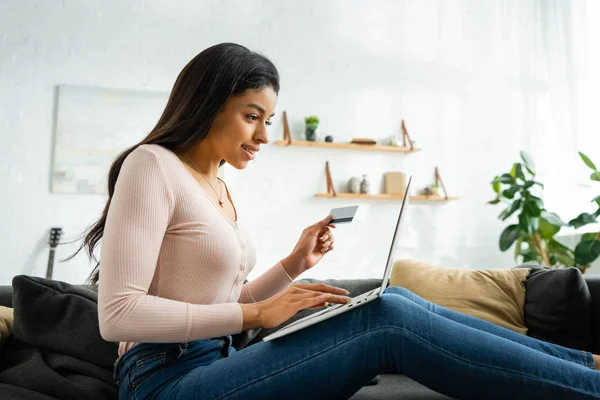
[135,143,175,159]
[125,144,178,168]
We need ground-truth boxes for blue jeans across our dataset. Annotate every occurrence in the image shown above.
[114,286,599,399]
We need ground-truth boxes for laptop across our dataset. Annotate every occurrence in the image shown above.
[262,175,412,342]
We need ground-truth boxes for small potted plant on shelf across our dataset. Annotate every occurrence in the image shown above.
[304,116,319,141]
[430,183,440,196]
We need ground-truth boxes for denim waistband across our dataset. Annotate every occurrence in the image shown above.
[112,335,233,384]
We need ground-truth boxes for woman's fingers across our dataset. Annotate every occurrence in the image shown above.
[293,283,349,295]
[307,301,329,309]
[320,226,335,240]
[300,293,351,310]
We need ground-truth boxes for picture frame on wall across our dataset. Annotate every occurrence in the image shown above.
[50,84,170,195]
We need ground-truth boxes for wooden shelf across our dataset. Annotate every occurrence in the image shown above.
[274,140,420,153]
[314,193,458,201]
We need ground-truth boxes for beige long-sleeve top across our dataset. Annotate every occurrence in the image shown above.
[97,144,294,357]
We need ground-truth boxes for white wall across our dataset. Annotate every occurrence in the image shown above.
[1,0,599,285]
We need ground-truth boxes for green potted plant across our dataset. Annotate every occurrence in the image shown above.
[569,152,600,272]
[488,151,600,273]
[304,116,319,141]
[488,151,560,267]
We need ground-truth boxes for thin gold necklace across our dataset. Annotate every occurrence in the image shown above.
[180,153,225,207]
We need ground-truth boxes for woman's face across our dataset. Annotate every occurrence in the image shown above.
[207,86,277,169]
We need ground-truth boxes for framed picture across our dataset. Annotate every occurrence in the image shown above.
[51,84,169,194]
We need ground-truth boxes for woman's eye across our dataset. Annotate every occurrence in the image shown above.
[247,114,259,122]
[265,120,272,126]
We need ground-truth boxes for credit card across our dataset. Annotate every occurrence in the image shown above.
[329,205,359,224]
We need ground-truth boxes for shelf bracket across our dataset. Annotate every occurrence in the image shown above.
[282,111,292,144]
[325,161,337,197]
[401,120,414,151]
[435,167,449,200]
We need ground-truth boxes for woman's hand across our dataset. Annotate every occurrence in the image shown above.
[282,215,336,276]
[241,283,351,330]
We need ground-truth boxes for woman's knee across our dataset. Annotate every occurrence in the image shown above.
[383,285,414,298]
[378,288,422,320]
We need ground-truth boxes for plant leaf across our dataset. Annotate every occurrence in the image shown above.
[487,198,501,205]
[502,184,521,200]
[529,195,545,210]
[502,199,522,221]
[499,224,521,252]
[540,211,566,226]
[592,195,600,206]
[579,151,597,171]
[522,199,541,217]
[548,239,575,267]
[538,218,561,239]
[523,180,535,189]
[574,239,600,266]
[492,180,501,194]
[492,174,515,184]
[582,232,598,241]
[511,163,526,181]
[549,238,572,252]
[520,151,535,174]
[568,212,597,229]
[519,214,539,234]
[591,171,600,181]
[520,248,540,263]
[514,237,523,261]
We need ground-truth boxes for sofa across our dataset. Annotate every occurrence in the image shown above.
[0,269,598,400]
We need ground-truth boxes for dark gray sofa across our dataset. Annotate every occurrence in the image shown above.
[0,273,598,400]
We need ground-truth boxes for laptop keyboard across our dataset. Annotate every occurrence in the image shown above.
[282,289,379,330]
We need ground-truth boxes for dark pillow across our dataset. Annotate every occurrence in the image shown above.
[516,264,593,351]
[11,275,118,369]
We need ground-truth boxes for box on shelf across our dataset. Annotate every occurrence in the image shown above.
[384,172,407,195]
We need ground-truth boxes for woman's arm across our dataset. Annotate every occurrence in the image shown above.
[238,261,294,303]
[97,146,244,343]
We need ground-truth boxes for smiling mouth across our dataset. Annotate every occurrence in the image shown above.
[241,144,258,158]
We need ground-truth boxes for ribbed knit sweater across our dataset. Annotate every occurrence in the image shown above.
[97,144,294,357]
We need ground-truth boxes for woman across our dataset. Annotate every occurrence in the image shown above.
[76,43,600,399]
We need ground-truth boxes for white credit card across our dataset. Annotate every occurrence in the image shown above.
[329,205,359,224]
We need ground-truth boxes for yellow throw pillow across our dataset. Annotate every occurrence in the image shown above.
[0,306,14,342]
[389,260,531,334]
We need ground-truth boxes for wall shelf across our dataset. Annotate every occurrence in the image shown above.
[314,193,458,201]
[274,140,420,153]
[277,111,458,203]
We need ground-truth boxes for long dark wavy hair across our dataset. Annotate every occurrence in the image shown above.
[67,43,280,285]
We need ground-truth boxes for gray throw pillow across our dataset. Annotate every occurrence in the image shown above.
[11,275,118,369]
[515,263,593,351]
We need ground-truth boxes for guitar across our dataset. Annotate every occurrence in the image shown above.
[46,227,63,280]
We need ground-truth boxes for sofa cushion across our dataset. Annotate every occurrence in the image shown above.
[389,260,530,334]
[518,264,593,351]
[0,285,13,308]
[11,275,118,369]
[585,276,600,353]
[350,374,453,400]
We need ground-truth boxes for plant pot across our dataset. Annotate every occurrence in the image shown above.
[305,123,318,141]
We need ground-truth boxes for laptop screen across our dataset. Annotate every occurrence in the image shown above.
[377,175,412,296]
